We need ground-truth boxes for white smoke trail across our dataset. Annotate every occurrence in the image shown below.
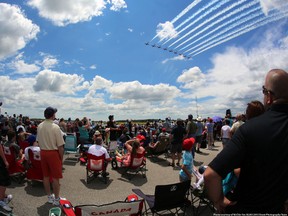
[184,9,265,54]
[177,0,259,51]
[182,6,262,53]
[150,0,202,42]
[167,0,233,48]
[193,12,288,56]
[189,9,288,56]
[161,0,228,45]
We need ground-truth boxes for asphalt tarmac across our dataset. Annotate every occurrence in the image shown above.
[5,141,223,216]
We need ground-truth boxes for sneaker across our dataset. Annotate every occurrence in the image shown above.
[0,200,12,212]
[4,194,13,204]
[48,194,55,204]
[192,182,201,190]
[53,197,66,206]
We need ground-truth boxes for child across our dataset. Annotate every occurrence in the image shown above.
[179,138,195,182]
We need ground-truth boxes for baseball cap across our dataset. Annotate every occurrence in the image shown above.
[26,135,36,146]
[182,138,195,151]
[44,107,57,119]
[136,134,145,142]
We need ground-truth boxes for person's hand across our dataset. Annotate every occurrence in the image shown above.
[4,160,9,169]
[214,197,236,213]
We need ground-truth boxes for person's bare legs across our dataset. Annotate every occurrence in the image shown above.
[171,153,175,166]
[0,186,6,200]
[43,176,52,195]
[52,178,60,198]
[177,152,181,165]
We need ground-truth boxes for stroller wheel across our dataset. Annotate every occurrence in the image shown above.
[111,159,118,170]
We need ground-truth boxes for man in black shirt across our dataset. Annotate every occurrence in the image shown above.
[169,118,187,167]
[204,69,288,213]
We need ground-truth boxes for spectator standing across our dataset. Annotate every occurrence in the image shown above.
[186,114,197,157]
[107,115,120,142]
[169,118,187,167]
[204,69,288,213]
[230,114,244,136]
[220,119,231,148]
[195,117,204,153]
[37,107,65,206]
[205,118,214,150]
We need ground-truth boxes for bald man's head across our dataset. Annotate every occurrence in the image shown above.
[264,69,288,105]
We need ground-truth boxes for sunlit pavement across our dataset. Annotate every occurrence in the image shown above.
[7,141,223,215]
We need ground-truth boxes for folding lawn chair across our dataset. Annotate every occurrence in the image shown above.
[18,140,29,152]
[26,149,43,182]
[190,169,215,215]
[64,133,80,162]
[2,145,26,183]
[147,135,170,161]
[86,153,109,184]
[132,180,191,215]
[111,152,146,180]
[59,199,144,216]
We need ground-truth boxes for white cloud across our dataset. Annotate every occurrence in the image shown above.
[162,55,185,64]
[156,21,178,41]
[33,69,85,94]
[128,28,133,32]
[1,25,287,120]
[90,65,97,70]
[0,3,40,60]
[27,0,107,26]
[42,56,58,69]
[177,67,206,89]
[89,75,113,92]
[109,81,180,101]
[27,0,127,26]
[179,26,288,117]
[10,60,40,74]
[259,0,287,15]
[108,0,127,11]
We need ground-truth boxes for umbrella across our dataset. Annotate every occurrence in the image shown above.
[212,116,223,122]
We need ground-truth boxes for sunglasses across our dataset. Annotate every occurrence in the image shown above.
[262,85,275,95]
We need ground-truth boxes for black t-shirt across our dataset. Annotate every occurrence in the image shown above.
[171,125,186,145]
[107,121,118,141]
[209,104,288,213]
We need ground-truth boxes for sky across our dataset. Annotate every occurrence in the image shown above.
[0,0,288,121]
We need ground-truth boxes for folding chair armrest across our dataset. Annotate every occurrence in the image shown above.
[132,189,146,199]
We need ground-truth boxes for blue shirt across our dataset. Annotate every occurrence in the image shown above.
[179,151,193,181]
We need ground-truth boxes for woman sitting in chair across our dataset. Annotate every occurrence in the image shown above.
[116,138,145,167]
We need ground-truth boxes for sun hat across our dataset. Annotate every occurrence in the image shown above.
[94,130,101,136]
[197,116,202,122]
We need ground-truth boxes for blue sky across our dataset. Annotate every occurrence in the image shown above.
[0,0,288,121]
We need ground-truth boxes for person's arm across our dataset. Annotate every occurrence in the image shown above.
[204,166,233,213]
[124,140,133,153]
[0,145,9,168]
[58,145,64,161]
[181,164,192,180]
